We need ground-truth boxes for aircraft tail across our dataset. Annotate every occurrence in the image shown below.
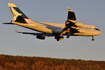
[8,3,30,22]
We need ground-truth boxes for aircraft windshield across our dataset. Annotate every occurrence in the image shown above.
[94,28,100,31]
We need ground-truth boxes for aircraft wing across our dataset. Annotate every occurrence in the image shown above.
[14,30,54,36]
[57,7,84,41]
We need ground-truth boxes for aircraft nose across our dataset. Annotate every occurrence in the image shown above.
[99,31,102,35]
[97,31,102,35]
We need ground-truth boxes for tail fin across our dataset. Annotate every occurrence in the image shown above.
[8,3,30,21]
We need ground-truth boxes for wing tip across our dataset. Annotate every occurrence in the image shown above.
[67,7,73,12]
[67,7,70,10]
[14,29,19,33]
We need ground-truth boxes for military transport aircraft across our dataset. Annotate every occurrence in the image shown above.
[4,3,101,41]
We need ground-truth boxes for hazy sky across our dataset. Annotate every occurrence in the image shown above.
[0,0,105,61]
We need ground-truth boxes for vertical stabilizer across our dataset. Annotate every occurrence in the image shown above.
[8,3,29,21]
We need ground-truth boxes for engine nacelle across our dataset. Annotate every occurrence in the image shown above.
[78,29,85,33]
[75,21,83,27]
[36,35,45,40]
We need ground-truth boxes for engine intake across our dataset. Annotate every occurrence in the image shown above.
[36,35,45,40]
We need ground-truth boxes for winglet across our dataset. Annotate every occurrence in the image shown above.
[67,7,73,12]
[67,7,76,20]
[14,29,19,33]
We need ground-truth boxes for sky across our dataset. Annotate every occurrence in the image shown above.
[0,0,105,61]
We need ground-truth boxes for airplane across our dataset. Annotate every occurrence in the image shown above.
[3,3,101,41]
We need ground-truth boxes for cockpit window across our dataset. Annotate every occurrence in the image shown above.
[94,28,100,31]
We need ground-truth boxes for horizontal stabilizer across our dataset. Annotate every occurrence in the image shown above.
[3,22,14,24]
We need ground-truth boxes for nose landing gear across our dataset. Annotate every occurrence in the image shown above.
[92,36,95,41]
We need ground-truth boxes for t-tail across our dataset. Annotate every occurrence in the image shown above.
[8,3,30,23]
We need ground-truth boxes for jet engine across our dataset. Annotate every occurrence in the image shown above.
[36,35,45,40]
[75,21,83,27]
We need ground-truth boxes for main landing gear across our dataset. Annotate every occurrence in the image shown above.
[67,35,70,38]
[67,34,70,38]
[92,36,95,41]
[66,31,71,38]
[55,36,64,41]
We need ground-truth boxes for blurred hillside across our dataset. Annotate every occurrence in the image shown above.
[0,54,105,70]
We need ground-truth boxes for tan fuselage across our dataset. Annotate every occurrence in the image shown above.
[12,19,101,36]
